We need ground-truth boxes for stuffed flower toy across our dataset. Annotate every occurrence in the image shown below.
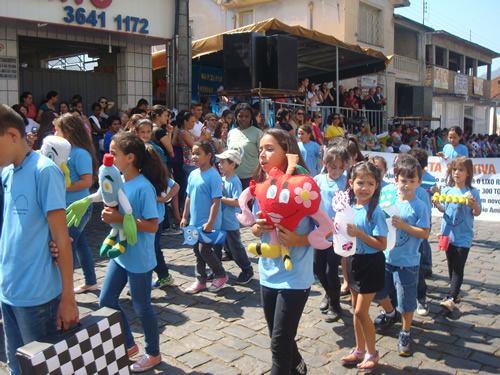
[66,154,137,258]
[237,155,332,271]
[40,135,71,188]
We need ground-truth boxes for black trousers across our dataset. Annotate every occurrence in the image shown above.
[445,245,470,300]
[261,286,310,375]
[313,246,341,310]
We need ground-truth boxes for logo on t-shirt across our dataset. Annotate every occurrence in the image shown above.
[13,195,29,216]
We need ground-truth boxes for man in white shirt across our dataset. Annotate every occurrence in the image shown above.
[190,103,203,139]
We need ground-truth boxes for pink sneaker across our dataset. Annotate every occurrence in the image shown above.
[208,275,229,292]
[184,281,207,294]
[130,354,161,373]
[127,344,139,358]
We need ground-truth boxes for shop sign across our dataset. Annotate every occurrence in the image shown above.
[0,0,174,39]
[473,77,484,96]
[433,66,449,90]
[360,75,378,88]
[454,73,468,95]
[192,64,223,102]
[0,57,17,79]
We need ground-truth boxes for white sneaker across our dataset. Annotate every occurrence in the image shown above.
[416,301,429,316]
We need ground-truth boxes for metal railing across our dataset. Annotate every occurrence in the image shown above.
[391,54,422,76]
[264,101,387,134]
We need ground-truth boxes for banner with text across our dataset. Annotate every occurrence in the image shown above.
[363,151,500,222]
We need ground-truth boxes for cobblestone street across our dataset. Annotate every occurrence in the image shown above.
[1,207,499,374]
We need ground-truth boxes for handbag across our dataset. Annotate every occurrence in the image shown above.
[16,307,130,374]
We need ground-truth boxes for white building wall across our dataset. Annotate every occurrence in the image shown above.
[190,0,346,41]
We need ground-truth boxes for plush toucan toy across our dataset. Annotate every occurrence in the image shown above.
[66,154,137,258]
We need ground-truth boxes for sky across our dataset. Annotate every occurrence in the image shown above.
[395,0,500,76]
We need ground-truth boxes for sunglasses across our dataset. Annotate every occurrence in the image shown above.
[297,112,305,115]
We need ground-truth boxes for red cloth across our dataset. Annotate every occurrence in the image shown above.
[26,104,37,120]
[311,122,323,145]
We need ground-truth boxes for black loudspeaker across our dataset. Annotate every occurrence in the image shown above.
[223,33,298,91]
[264,35,298,90]
[223,32,265,90]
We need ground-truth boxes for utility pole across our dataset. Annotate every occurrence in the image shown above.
[422,0,427,25]
[169,0,191,110]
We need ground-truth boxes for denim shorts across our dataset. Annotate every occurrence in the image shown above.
[376,263,419,313]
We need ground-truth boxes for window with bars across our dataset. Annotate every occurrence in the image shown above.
[238,10,254,27]
[46,54,99,71]
[358,2,383,47]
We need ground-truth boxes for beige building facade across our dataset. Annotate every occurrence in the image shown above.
[190,0,409,117]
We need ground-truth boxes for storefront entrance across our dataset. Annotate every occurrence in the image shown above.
[19,36,118,112]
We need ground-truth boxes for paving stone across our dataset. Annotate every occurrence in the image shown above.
[246,334,270,349]
[220,336,252,351]
[177,351,212,369]
[223,324,256,339]
[159,340,191,358]
[180,333,212,350]
[243,345,273,364]
[441,354,482,372]
[233,355,271,374]
[469,352,500,368]
[197,361,241,375]
[202,342,243,362]
[195,328,225,341]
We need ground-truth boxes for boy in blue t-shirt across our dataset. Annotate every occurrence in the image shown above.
[216,150,254,284]
[0,105,78,375]
[409,148,436,316]
[374,154,430,357]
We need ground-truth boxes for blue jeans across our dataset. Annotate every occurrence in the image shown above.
[420,238,432,272]
[417,242,428,303]
[99,260,159,355]
[1,297,60,375]
[377,264,419,313]
[226,230,252,274]
[70,205,96,285]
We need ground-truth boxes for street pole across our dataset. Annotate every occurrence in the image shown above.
[336,45,339,114]
[172,0,191,110]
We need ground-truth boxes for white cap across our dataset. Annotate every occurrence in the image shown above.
[216,149,241,165]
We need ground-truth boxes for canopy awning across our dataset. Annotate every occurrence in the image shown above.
[154,18,391,82]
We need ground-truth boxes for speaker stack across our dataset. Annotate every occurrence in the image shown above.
[223,32,298,91]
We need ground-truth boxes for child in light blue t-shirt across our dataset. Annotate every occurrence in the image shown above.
[216,150,254,284]
[374,154,430,358]
[181,141,227,294]
[148,147,179,290]
[313,142,349,322]
[251,129,318,374]
[298,124,321,176]
[409,148,436,316]
[435,156,481,313]
[438,126,469,161]
[0,105,78,375]
[55,114,98,294]
[340,161,388,371]
[99,132,162,372]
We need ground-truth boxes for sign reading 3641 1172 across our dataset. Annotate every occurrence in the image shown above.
[61,0,150,34]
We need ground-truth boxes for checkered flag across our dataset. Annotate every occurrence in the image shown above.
[16,307,129,374]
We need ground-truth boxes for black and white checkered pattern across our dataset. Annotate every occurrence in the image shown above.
[17,307,129,375]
